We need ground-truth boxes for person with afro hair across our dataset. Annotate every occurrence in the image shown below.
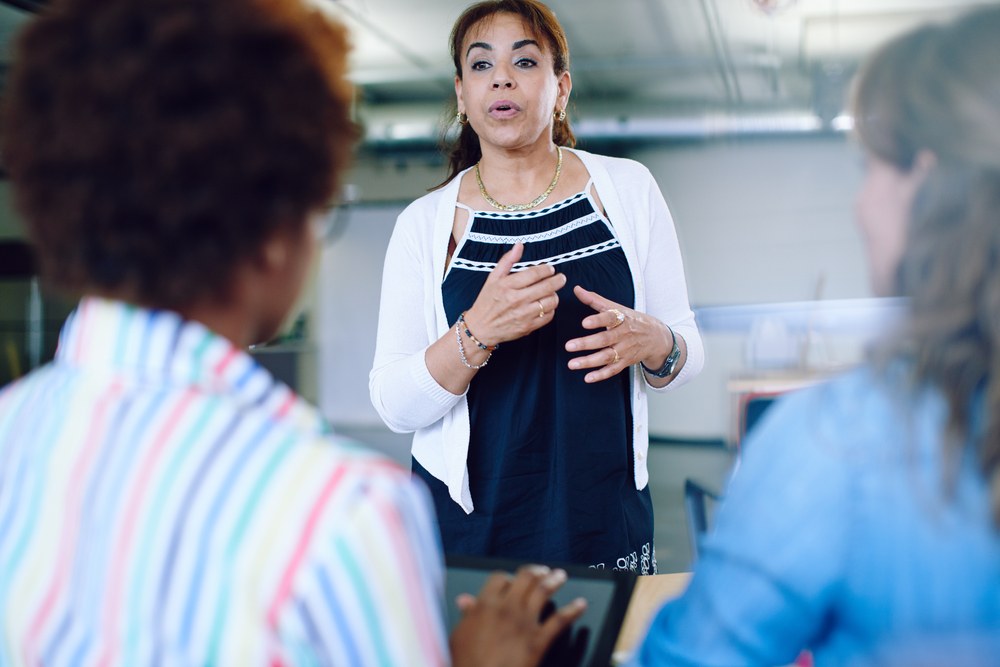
[0,0,584,665]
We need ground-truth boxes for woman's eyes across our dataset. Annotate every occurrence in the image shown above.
[469,57,538,71]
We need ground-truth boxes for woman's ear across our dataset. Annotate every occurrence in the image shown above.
[905,149,937,197]
[557,70,572,111]
[260,230,290,275]
[255,223,312,278]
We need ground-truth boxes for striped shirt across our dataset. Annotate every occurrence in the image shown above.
[0,297,449,667]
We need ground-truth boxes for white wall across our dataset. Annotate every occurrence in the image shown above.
[314,158,446,425]
[316,136,878,439]
[633,136,873,439]
[634,136,869,306]
[318,203,408,427]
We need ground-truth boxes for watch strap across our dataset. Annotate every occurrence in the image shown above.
[641,329,681,378]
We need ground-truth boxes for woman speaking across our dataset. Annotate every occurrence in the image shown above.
[370,0,704,569]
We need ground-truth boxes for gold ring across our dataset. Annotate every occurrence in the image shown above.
[537,301,545,318]
[607,308,625,329]
[610,347,620,364]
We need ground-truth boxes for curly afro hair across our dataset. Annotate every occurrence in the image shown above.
[1,0,355,309]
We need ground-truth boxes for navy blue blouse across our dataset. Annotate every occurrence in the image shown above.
[413,185,656,572]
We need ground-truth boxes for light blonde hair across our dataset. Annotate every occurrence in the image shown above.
[855,7,1000,525]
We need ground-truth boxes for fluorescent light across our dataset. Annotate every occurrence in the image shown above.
[831,115,855,132]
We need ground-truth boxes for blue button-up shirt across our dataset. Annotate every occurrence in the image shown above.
[635,366,1000,666]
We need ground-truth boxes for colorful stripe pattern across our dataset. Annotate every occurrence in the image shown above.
[0,298,448,667]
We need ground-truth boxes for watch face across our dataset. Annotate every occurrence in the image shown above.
[664,341,681,376]
[643,335,682,377]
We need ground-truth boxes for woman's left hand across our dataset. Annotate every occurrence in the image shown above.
[565,285,674,383]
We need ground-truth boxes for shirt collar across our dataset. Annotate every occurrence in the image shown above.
[55,297,329,434]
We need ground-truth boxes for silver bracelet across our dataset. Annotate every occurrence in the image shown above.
[458,311,497,351]
[456,322,492,369]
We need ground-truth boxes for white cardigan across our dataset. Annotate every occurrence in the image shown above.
[369,148,704,514]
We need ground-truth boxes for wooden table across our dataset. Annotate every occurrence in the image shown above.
[611,573,691,664]
[611,574,808,667]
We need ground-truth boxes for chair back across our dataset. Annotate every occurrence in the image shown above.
[683,478,719,563]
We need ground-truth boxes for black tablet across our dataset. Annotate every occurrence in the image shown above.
[445,555,637,667]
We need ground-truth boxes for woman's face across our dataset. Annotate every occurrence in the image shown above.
[855,150,933,297]
[455,13,570,152]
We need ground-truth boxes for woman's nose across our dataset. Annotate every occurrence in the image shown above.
[491,64,514,89]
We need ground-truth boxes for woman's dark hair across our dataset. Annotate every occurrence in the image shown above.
[436,0,575,189]
[855,7,1000,525]
[1,0,355,309]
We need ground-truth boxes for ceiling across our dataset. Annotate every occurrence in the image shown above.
[313,0,1000,146]
[1,0,997,147]
[326,0,994,102]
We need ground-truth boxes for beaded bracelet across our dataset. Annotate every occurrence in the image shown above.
[458,311,498,351]
[456,322,492,369]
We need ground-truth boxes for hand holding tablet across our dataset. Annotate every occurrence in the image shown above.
[450,564,587,667]
[446,556,638,667]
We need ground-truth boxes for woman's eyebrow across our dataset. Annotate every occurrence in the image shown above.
[466,42,491,57]
[466,38,540,58]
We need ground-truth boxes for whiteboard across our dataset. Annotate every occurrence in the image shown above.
[317,202,407,427]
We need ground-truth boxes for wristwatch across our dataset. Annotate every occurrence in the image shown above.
[641,328,681,378]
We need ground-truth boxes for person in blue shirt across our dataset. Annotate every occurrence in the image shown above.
[634,7,1000,667]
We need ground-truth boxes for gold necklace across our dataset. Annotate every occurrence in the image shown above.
[476,146,563,212]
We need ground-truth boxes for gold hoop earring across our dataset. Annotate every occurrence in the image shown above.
[554,109,567,122]
[457,111,469,125]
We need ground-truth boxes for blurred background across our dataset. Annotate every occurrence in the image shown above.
[0,0,994,570]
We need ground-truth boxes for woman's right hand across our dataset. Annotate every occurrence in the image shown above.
[424,243,565,395]
[464,243,567,348]
[450,565,587,667]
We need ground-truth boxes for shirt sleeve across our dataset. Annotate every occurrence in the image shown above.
[369,202,465,433]
[634,385,852,666]
[639,168,704,392]
[282,466,451,667]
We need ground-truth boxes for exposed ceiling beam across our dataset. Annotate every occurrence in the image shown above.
[350,53,781,86]
[642,0,676,55]
[698,0,743,104]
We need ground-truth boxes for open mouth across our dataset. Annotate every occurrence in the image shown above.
[489,100,521,114]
